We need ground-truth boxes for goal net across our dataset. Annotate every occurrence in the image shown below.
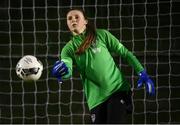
[0,0,180,124]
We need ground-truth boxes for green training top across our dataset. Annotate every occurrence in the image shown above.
[60,29,144,110]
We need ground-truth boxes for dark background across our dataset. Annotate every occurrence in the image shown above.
[0,0,180,124]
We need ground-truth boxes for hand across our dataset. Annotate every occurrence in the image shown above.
[137,70,155,96]
[52,60,68,83]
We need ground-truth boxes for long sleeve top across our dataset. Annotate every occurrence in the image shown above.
[60,29,144,110]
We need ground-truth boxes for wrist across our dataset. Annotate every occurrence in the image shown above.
[139,70,146,76]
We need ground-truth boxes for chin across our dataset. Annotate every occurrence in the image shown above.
[73,29,80,34]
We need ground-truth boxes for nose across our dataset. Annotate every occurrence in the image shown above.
[71,16,76,22]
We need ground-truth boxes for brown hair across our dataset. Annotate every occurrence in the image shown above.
[66,8,96,55]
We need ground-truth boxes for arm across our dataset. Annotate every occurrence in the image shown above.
[104,30,144,74]
[104,30,155,95]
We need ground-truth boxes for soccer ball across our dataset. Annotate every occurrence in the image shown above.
[16,55,43,81]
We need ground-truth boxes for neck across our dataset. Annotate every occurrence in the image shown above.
[72,25,86,35]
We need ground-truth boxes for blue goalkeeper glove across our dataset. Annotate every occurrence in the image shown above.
[137,70,155,96]
[52,60,68,83]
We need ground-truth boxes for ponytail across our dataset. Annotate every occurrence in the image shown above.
[75,22,96,55]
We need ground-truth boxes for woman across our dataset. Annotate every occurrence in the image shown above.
[52,8,155,123]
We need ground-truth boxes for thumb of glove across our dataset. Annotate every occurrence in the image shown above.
[137,78,143,88]
[56,75,62,84]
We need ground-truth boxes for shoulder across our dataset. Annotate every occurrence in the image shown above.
[61,40,74,55]
[96,29,113,38]
[96,29,110,35]
[62,40,72,50]
[96,29,115,41]
[96,29,109,39]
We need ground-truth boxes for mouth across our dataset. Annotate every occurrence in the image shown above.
[72,23,77,27]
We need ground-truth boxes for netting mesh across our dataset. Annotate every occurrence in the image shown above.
[0,0,180,124]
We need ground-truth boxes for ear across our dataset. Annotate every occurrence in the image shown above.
[85,19,88,25]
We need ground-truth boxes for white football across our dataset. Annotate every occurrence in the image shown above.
[16,55,43,81]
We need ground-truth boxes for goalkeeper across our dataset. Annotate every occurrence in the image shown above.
[52,8,155,124]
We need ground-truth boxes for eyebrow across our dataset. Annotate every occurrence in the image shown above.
[67,14,79,19]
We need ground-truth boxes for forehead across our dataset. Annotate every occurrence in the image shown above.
[67,10,84,17]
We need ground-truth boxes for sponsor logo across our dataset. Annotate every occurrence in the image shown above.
[92,47,101,53]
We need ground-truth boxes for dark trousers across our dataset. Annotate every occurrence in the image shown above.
[90,91,132,124]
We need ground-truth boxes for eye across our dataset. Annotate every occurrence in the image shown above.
[68,16,72,20]
[75,15,79,19]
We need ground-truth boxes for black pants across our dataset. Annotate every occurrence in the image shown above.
[90,91,132,124]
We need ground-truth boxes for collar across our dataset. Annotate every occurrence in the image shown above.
[71,30,87,40]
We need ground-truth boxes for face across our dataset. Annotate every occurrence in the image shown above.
[67,10,88,35]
